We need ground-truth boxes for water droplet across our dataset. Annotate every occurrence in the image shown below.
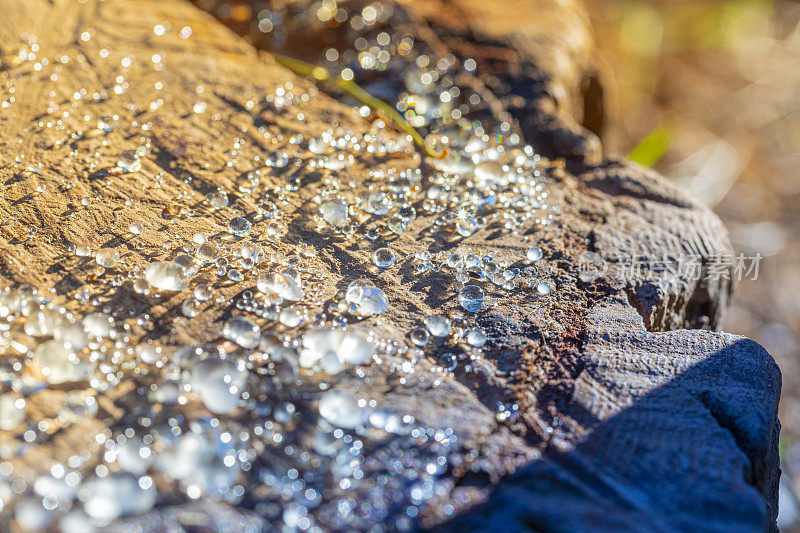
[206,190,229,209]
[194,284,213,301]
[95,248,119,268]
[258,272,303,301]
[136,344,162,364]
[265,151,289,168]
[191,358,248,414]
[279,307,303,327]
[196,243,218,263]
[222,317,261,349]
[83,312,114,338]
[536,280,552,295]
[410,328,429,346]
[318,390,368,429]
[181,298,201,317]
[116,150,142,173]
[526,247,543,261]
[145,262,189,291]
[373,248,395,268]
[31,340,85,384]
[458,285,484,312]
[82,474,155,524]
[0,394,26,430]
[466,327,487,347]
[423,315,451,337]
[319,198,349,227]
[228,217,252,237]
[300,328,375,372]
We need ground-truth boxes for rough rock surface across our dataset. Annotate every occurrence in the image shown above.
[0,0,781,531]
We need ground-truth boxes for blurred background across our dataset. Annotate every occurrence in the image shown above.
[584,0,800,528]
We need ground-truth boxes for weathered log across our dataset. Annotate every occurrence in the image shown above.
[0,0,780,531]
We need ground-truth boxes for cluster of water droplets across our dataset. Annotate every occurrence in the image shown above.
[0,284,460,531]
[0,0,565,530]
